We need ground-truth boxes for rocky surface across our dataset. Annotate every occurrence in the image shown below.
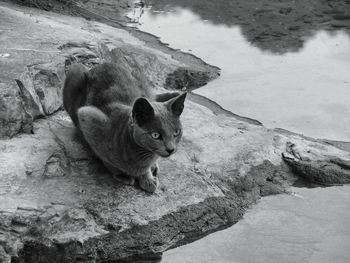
[283,142,350,185]
[4,0,134,24]
[0,1,218,139]
[1,2,350,263]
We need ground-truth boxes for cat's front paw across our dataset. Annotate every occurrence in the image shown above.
[138,172,159,193]
[151,163,159,176]
[114,174,135,186]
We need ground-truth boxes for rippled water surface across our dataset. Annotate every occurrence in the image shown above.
[135,7,350,141]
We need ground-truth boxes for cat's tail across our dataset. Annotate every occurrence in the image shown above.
[63,63,89,127]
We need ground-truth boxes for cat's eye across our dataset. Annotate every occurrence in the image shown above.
[151,132,161,139]
[174,129,181,137]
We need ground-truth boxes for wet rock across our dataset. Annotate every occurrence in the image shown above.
[165,67,219,91]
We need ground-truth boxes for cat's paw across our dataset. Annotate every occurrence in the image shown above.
[103,161,135,186]
[138,173,159,193]
[151,163,159,176]
[114,174,135,186]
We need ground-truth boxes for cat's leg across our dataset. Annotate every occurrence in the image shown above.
[78,107,135,186]
[138,169,159,193]
[77,106,112,157]
[103,161,135,186]
[151,162,159,176]
[114,174,135,186]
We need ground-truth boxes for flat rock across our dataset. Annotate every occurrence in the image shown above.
[1,2,350,263]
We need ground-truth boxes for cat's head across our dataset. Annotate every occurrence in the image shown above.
[131,92,187,157]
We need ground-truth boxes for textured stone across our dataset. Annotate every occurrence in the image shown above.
[283,142,350,185]
[1,2,350,263]
[0,82,26,137]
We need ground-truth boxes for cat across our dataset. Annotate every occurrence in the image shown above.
[63,62,186,193]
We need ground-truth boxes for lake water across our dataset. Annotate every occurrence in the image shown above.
[133,6,350,142]
[162,186,350,263]
[129,3,350,263]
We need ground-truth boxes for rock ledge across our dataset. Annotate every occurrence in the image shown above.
[1,3,350,263]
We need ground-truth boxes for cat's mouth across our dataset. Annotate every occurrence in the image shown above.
[157,151,175,158]
[159,152,171,158]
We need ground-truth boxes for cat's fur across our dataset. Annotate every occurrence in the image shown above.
[63,63,186,193]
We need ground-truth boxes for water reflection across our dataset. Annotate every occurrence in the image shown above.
[137,8,350,141]
[141,0,350,53]
[132,3,350,262]
[162,186,350,263]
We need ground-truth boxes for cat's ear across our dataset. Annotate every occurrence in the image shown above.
[167,93,187,117]
[132,97,155,126]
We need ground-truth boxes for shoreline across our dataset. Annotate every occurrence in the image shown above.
[1,1,350,262]
[7,0,350,147]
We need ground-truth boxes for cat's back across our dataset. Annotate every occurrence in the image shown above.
[86,63,152,110]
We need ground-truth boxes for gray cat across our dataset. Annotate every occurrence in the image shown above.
[63,63,186,193]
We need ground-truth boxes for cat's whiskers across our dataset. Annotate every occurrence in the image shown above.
[134,147,154,160]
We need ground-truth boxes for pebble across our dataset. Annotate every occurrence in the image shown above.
[0,53,10,58]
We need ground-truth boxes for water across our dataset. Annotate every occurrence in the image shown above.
[134,7,350,141]
[162,186,350,263]
[130,3,350,263]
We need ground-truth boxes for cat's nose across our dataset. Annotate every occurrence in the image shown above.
[166,148,175,155]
